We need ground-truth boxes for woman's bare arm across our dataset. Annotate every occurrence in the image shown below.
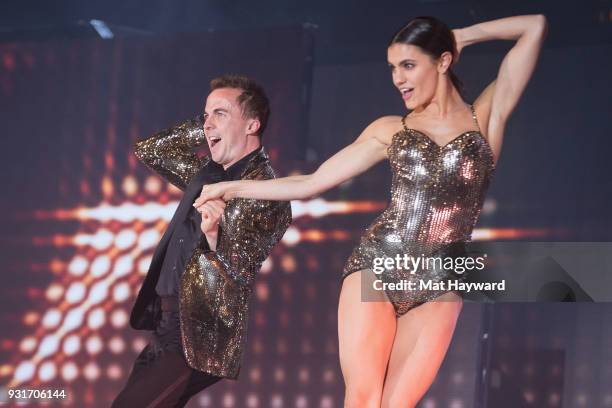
[194,116,397,204]
[455,15,548,161]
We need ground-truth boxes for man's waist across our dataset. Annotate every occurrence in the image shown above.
[160,295,179,312]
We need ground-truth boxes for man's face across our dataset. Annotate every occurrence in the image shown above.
[203,88,254,168]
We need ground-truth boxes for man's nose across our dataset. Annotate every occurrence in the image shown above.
[204,118,214,131]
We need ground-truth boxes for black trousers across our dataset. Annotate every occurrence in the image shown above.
[112,301,221,407]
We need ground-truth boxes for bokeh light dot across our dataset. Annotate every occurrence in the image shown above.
[39,335,60,358]
[42,309,62,329]
[45,284,64,301]
[112,255,133,278]
[89,281,109,305]
[107,363,122,380]
[115,229,137,249]
[112,282,131,303]
[68,256,89,276]
[223,393,235,407]
[64,308,85,331]
[282,226,300,246]
[139,229,161,251]
[260,257,273,274]
[61,362,78,382]
[110,309,128,328]
[271,394,283,408]
[63,335,81,356]
[14,361,35,383]
[246,394,259,408]
[92,229,114,251]
[144,176,162,195]
[83,362,100,381]
[19,337,38,353]
[66,282,86,304]
[91,255,111,277]
[122,175,138,196]
[87,308,106,330]
[86,335,103,355]
[138,256,152,275]
[38,361,57,382]
[23,311,39,326]
[108,336,125,354]
[132,336,147,353]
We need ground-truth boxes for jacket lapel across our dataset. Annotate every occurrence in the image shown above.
[150,158,223,266]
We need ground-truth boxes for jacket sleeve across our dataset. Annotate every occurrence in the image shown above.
[133,115,207,190]
[199,197,292,287]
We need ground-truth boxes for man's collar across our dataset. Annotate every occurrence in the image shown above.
[223,146,264,181]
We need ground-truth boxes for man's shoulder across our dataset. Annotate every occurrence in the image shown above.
[239,152,276,181]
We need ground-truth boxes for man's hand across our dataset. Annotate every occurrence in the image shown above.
[196,198,226,250]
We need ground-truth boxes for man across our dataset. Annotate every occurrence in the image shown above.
[112,75,292,407]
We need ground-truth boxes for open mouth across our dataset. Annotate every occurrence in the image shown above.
[400,88,414,100]
[208,136,221,149]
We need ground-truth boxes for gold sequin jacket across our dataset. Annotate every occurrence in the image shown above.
[129,116,292,379]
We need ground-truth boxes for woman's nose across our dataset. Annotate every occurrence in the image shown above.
[393,72,406,87]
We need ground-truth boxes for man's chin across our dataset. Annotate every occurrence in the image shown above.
[210,152,221,163]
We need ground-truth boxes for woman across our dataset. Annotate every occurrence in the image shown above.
[195,15,548,407]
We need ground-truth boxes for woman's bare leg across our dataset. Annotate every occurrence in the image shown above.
[381,292,463,408]
[338,270,397,408]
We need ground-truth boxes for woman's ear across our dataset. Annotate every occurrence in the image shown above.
[438,51,454,74]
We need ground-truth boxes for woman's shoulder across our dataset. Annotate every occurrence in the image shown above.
[363,115,404,144]
[370,115,403,127]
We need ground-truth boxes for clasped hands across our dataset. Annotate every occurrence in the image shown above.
[193,181,233,236]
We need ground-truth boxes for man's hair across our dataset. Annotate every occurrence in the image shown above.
[210,74,270,138]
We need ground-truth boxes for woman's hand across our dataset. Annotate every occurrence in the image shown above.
[452,28,465,65]
[193,181,234,208]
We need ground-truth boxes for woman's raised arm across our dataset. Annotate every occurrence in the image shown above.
[456,15,548,160]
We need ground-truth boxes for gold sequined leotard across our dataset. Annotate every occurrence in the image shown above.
[342,104,495,316]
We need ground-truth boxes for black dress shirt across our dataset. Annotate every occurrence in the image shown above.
[155,147,262,296]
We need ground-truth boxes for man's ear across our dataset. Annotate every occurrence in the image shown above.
[246,118,261,135]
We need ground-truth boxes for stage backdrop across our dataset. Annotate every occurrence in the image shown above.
[2,22,611,408]
[0,26,484,408]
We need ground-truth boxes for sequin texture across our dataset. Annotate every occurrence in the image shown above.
[343,105,495,316]
[179,156,292,378]
[134,115,208,191]
[131,116,292,379]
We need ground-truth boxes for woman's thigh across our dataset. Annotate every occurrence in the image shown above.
[381,292,463,408]
[338,270,397,407]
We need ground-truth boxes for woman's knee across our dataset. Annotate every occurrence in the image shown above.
[381,390,418,408]
[344,385,382,408]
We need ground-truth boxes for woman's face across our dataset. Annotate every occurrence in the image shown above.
[387,43,449,110]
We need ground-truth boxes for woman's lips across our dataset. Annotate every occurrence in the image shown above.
[401,88,414,101]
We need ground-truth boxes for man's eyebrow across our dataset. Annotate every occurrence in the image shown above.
[203,107,229,116]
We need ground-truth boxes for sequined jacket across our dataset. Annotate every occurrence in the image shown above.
[129,116,292,379]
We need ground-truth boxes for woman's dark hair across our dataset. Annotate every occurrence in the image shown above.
[389,16,465,98]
